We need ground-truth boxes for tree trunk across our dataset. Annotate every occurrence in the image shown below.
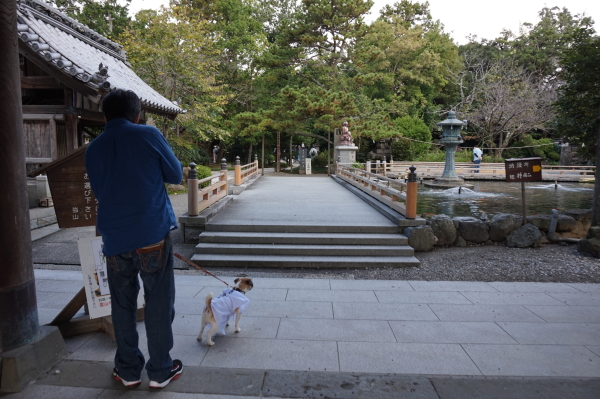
[247,142,253,164]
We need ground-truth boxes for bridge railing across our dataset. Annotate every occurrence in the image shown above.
[187,160,228,216]
[336,163,417,219]
[380,161,595,182]
[234,156,259,186]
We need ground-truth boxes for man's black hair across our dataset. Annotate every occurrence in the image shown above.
[102,89,141,122]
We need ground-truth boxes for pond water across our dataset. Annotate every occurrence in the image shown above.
[417,180,594,218]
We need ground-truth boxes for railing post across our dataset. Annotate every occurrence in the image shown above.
[366,160,371,174]
[406,165,417,219]
[234,156,241,186]
[254,154,258,176]
[221,158,228,194]
[187,162,199,216]
[382,156,387,177]
[376,160,380,175]
[336,156,340,175]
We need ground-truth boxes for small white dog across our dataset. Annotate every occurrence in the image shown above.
[197,278,253,346]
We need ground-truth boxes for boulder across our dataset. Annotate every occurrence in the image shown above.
[527,215,552,232]
[577,239,600,257]
[453,217,489,243]
[454,235,467,247]
[489,213,522,242]
[430,215,457,246]
[506,224,543,248]
[563,209,592,231]
[404,225,436,252]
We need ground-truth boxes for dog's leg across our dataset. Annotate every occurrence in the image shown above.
[206,322,219,346]
[197,314,208,342]
[233,309,242,333]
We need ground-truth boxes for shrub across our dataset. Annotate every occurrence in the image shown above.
[391,116,432,161]
[195,165,212,188]
[502,135,559,163]
[312,151,329,168]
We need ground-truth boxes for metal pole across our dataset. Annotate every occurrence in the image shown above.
[521,181,527,225]
[0,0,40,351]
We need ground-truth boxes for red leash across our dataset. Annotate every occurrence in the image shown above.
[174,253,231,287]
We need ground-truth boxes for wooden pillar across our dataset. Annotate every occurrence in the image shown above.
[0,0,40,351]
[405,165,418,220]
[64,113,78,153]
[234,156,241,186]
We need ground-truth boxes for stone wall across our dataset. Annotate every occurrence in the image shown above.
[404,209,591,252]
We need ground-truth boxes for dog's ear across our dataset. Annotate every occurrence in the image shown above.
[234,278,240,284]
[247,279,253,288]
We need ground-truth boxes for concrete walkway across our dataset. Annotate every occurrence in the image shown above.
[7,268,600,398]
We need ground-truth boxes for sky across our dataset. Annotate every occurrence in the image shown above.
[127,0,599,45]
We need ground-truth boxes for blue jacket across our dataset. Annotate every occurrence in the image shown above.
[85,118,183,256]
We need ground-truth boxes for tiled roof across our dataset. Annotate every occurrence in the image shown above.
[17,0,183,116]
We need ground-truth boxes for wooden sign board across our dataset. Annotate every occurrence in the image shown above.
[505,157,543,182]
[29,145,97,228]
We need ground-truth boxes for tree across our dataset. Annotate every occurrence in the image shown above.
[121,6,229,143]
[453,54,556,158]
[554,35,600,226]
[49,0,132,40]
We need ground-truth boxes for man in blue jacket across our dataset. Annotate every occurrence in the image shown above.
[85,89,183,389]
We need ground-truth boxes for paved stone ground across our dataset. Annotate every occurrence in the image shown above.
[5,268,599,398]
[16,174,600,398]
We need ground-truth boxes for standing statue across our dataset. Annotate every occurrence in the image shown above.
[340,121,354,146]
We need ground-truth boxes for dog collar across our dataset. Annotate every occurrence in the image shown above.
[232,287,245,295]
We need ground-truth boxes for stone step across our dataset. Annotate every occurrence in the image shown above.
[198,231,408,246]
[195,243,415,257]
[190,254,421,268]
[204,223,400,234]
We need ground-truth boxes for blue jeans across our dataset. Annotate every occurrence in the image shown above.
[106,232,175,382]
[473,159,481,173]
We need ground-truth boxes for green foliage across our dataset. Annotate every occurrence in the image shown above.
[390,116,432,161]
[415,148,472,163]
[168,138,209,166]
[195,165,213,188]
[352,162,365,170]
[555,35,600,160]
[502,136,560,163]
[312,151,329,168]
[51,0,131,40]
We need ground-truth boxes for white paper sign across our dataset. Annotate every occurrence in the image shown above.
[78,236,145,319]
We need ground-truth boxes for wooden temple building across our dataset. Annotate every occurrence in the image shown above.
[18,0,183,175]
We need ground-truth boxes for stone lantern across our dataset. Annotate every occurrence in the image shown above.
[424,111,473,189]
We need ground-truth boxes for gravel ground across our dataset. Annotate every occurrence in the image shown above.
[173,242,600,283]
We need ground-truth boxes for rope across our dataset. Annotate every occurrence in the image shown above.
[394,136,555,150]
[174,253,231,287]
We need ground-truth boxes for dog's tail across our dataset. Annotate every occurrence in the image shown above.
[205,292,214,314]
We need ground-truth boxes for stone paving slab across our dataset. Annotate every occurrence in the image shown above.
[329,279,413,291]
[200,337,339,371]
[198,286,289,302]
[497,322,600,345]
[277,318,397,342]
[388,321,518,344]
[244,300,333,319]
[286,289,378,303]
[181,314,280,339]
[587,346,600,357]
[333,302,438,321]
[428,304,546,322]
[545,292,600,306]
[525,305,600,322]
[263,371,439,399]
[487,282,582,293]
[374,291,473,304]
[407,281,497,292]
[250,277,331,290]
[338,342,482,375]
[430,377,600,399]
[564,283,600,294]
[459,292,566,306]
[462,344,600,377]
[6,384,104,399]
